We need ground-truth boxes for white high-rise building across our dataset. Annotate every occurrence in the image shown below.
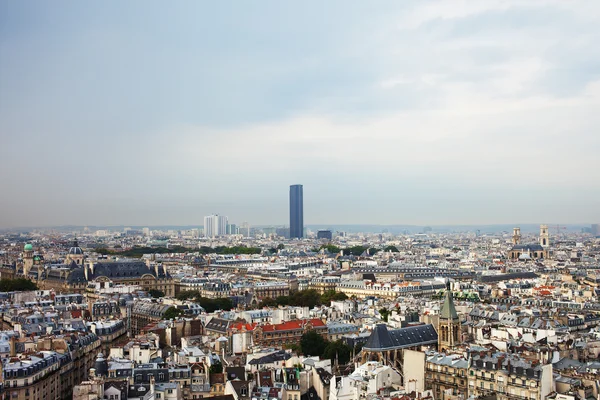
[203,214,228,237]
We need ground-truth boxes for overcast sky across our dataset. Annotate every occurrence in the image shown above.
[1,1,599,228]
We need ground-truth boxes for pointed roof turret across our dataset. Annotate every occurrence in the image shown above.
[440,286,459,321]
[363,324,394,350]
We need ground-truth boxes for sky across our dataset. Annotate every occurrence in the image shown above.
[1,1,599,228]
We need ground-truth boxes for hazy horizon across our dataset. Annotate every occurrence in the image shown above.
[1,1,599,228]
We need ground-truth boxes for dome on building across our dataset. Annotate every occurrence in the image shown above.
[68,239,83,255]
[94,352,108,376]
[24,244,33,251]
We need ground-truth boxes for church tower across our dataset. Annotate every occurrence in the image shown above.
[438,281,460,353]
[540,225,549,248]
[22,243,34,277]
[512,227,521,245]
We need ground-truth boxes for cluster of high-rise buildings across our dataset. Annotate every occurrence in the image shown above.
[201,184,306,239]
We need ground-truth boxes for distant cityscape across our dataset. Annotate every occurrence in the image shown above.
[0,184,598,400]
[2,2,600,400]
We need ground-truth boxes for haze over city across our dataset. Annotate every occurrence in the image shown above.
[1,1,600,228]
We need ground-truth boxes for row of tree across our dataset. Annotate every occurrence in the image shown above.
[0,278,38,292]
[257,289,348,309]
[96,245,261,258]
[292,330,362,365]
[175,290,234,312]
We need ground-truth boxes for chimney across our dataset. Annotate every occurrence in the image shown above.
[9,336,16,357]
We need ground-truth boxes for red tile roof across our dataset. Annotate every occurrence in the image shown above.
[230,322,257,331]
[260,318,325,332]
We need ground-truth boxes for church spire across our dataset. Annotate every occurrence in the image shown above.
[438,280,460,352]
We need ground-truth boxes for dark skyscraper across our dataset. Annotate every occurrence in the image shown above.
[289,184,304,238]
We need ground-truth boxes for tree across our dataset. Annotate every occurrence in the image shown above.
[354,342,364,354]
[300,330,328,357]
[320,244,341,254]
[321,290,348,304]
[384,245,399,252]
[379,307,390,322]
[176,290,200,301]
[288,289,322,308]
[258,297,278,308]
[368,248,380,255]
[0,278,38,292]
[277,243,285,250]
[164,306,183,320]
[323,340,352,365]
[209,360,223,374]
[275,296,290,306]
[285,343,301,353]
[196,296,234,313]
[148,289,165,298]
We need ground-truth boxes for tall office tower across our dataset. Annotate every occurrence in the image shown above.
[226,224,238,235]
[289,184,304,238]
[204,214,228,238]
[317,230,333,240]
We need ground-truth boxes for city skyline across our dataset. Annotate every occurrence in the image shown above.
[1,1,600,228]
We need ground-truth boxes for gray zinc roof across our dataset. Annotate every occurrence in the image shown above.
[363,324,438,351]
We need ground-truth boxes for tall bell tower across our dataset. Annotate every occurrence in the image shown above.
[512,227,521,245]
[540,225,549,248]
[438,280,460,353]
[22,243,34,277]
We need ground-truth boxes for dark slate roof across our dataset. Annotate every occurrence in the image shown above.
[104,380,128,395]
[92,261,170,279]
[301,387,321,400]
[477,272,539,283]
[511,244,544,251]
[363,324,438,351]
[205,318,231,333]
[128,384,152,398]
[228,380,252,400]
[66,261,170,283]
[364,324,393,350]
[226,367,246,381]
[248,350,291,365]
